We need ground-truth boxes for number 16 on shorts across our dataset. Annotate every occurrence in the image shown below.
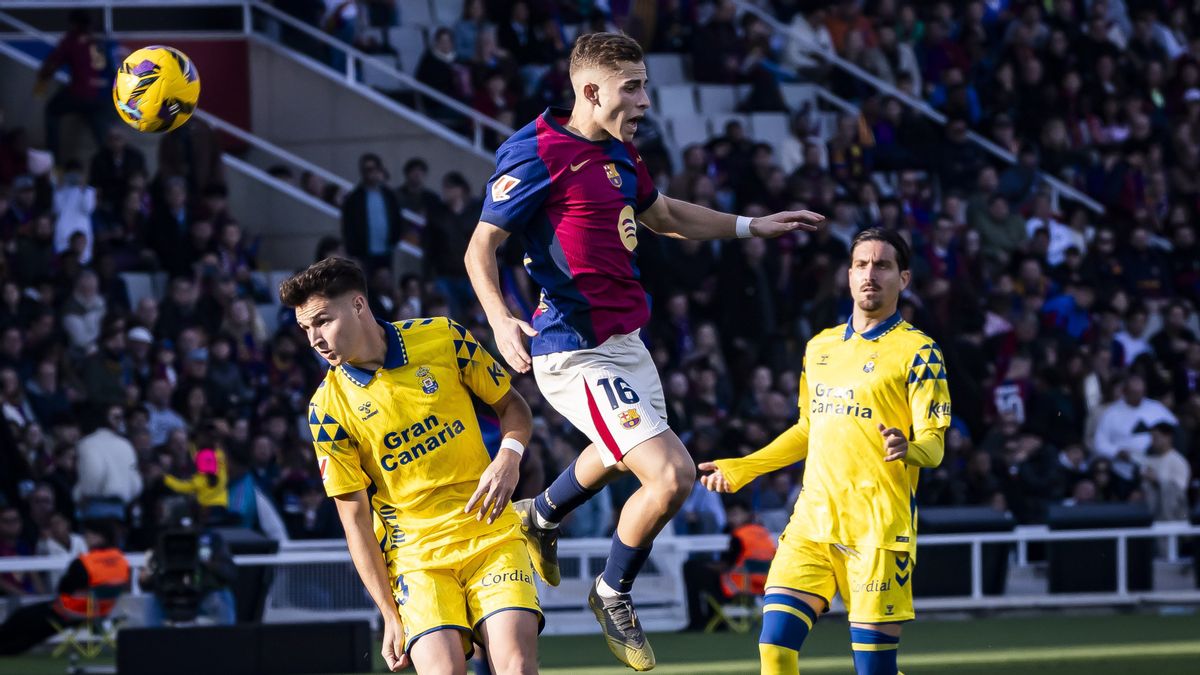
[581,374,668,466]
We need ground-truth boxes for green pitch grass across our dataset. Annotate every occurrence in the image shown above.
[3,611,1197,673]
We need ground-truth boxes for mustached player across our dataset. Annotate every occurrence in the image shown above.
[465,32,824,670]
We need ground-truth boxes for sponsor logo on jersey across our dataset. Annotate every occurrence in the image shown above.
[380,415,467,470]
[618,205,638,252]
[378,505,406,552]
[317,456,328,481]
[851,578,892,593]
[927,400,952,419]
[817,354,830,366]
[416,366,438,395]
[604,162,622,188]
[491,174,520,202]
[570,159,590,172]
[811,383,874,419]
[480,568,535,587]
[358,401,379,421]
[619,409,641,429]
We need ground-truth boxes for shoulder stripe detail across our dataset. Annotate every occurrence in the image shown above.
[908,343,948,384]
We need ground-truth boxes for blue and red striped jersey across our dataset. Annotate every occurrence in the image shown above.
[480,107,660,356]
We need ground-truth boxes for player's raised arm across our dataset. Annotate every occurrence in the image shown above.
[332,490,409,672]
[638,193,825,241]
[466,222,538,373]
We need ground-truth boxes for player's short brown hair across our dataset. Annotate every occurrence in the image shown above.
[278,256,367,308]
[569,32,644,77]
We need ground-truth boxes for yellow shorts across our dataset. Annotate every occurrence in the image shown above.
[765,532,914,624]
[388,537,543,655]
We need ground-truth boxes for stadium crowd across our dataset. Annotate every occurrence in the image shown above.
[1,0,1199,603]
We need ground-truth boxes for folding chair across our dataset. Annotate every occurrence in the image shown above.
[50,586,124,658]
[703,558,772,633]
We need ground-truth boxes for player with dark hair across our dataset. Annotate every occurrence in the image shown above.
[281,257,541,674]
[700,228,950,675]
[466,31,824,670]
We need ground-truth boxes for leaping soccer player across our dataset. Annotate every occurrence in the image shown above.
[282,257,541,675]
[700,228,951,675]
[465,31,824,671]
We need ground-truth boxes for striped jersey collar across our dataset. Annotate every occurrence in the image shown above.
[843,311,903,342]
[339,320,407,387]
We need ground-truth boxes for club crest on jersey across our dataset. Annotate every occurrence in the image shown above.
[619,409,641,429]
[416,366,438,394]
[604,162,622,188]
[358,401,379,420]
[491,174,520,202]
[863,361,875,373]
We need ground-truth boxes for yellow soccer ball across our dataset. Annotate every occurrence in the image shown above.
[112,45,201,133]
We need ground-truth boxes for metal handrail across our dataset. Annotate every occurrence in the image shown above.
[248,0,513,144]
[736,1,1105,214]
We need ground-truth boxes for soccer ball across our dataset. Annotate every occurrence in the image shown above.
[112,46,201,133]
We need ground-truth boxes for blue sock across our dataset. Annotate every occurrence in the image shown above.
[850,626,900,675]
[533,459,598,524]
[601,532,652,593]
[760,593,817,648]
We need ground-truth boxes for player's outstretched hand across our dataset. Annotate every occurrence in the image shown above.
[493,315,538,373]
[751,210,826,238]
[381,615,410,672]
[466,448,521,524]
[879,423,908,462]
[698,461,733,493]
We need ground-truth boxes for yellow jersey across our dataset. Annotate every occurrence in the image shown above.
[714,312,951,556]
[309,318,520,570]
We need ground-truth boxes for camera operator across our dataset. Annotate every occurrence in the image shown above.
[139,498,237,626]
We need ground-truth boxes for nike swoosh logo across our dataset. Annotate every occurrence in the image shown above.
[570,159,590,172]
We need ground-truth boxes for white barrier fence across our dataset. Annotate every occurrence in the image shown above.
[2,523,1198,633]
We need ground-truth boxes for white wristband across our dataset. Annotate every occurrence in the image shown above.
[500,438,526,458]
[735,215,753,238]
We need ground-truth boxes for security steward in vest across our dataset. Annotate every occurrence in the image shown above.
[0,520,130,655]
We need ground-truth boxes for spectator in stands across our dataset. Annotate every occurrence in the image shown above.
[1094,374,1178,472]
[89,126,144,212]
[691,0,742,83]
[416,27,468,102]
[422,171,479,318]
[74,404,143,511]
[144,377,186,448]
[340,153,402,271]
[0,175,37,242]
[52,159,96,266]
[1139,422,1190,521]
[34,10,111,162]
[394,157,442,224]
[454,0,491,61]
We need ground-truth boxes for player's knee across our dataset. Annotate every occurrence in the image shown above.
[660,461,695,507]
[491,652,536,675]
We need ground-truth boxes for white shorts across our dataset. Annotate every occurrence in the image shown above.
[532,331,669,467]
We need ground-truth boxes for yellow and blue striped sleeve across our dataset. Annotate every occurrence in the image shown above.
[904,340,951,468]
[448,319,511,406]
[308,397,367,497]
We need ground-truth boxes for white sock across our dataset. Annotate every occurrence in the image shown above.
[534,509,559,530]
[596,577,622,599]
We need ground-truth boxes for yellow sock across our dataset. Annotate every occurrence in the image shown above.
[759,642,799,675]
